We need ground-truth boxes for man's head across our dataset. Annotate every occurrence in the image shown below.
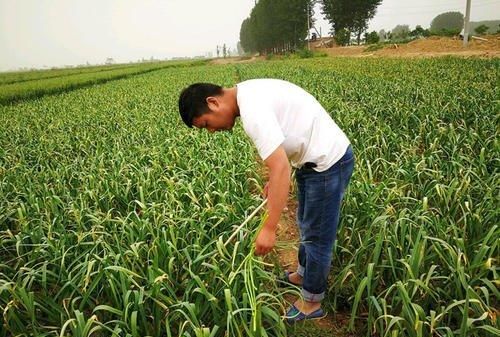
[178,83,238,132]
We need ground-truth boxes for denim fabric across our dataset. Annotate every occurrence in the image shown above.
[295,145,354,302]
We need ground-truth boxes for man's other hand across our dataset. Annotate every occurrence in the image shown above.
[254,226,276,256]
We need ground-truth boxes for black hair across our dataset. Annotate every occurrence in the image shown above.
[178,83,223,128]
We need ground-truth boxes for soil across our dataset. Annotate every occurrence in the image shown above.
[275,199,299,270]
[317,35,500,58]
[255,161,354,334]
[210,56,264,64]
[318,35,500,58]
[372,35,500,58]
[211,35,500,65]
[277,188,361,334]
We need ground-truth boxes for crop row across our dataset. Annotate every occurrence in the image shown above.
[0,60,208,106]
[0,63,147,86]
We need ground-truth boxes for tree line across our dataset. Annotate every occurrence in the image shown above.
[239,0,313,55]
[239,0,383,54]
[239,1,495,54]
[372,12,498,44]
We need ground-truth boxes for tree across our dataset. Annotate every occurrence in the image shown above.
[236,42,244,56]
[334,28,351,46]
[364,31,379,44]
[474,24,489,35]
[378,29,387,42]
[223,44,227,58]
[239,0,312,54]
[239,18,255,54]
[430,12,464,35]
[320,0,382,45]
[410,25,430,38]
[391,25,410,41]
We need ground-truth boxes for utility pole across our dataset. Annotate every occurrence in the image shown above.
[463,0,471,47]
[307,2,311,50]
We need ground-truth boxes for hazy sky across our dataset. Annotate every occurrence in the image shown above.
[1,0,499,71]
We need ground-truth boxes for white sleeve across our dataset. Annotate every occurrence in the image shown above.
[240,109,285,161]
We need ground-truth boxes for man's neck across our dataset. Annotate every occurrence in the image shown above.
[224,87,240,117]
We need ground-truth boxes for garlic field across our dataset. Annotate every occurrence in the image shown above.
[0,57,498,337]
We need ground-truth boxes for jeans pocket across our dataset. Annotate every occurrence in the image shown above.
[341,155,355,167]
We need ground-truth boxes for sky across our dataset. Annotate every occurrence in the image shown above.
[1,0,499,71]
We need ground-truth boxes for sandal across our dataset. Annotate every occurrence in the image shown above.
[285,304,326,323]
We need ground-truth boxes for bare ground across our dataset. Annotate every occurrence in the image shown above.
[253,161,358,335]
[276,190,360,334]
[210,56,264,64]
[371,35,500,58]
[211,35,500,65]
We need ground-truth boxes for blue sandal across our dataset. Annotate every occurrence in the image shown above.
[285,304,326,323]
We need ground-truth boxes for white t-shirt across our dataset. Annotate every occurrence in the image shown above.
[236,78,350,172]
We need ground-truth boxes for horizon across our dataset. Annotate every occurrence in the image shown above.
[1,0,499,72]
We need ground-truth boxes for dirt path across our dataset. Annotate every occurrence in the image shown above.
[255,162,356,335]
[210,56,264,64]
[275,191,358,334]
[210,35,499,65]
[275,199,299,271]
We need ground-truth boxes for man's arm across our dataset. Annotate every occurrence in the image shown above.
[254,145,290,256]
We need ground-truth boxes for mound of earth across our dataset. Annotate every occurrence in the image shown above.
[209,35,499,66]
[317,35,500,58]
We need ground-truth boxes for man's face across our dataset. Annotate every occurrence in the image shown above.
[192,96,235,132]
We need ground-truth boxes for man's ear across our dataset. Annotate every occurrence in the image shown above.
[206,96,219,111]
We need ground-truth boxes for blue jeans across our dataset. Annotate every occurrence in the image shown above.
[295,145,354,302]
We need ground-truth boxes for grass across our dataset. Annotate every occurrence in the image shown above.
[364,44,385,52]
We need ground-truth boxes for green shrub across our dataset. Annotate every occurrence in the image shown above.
[335,28,351,46]
[430,28,461,36]
[265,53,275,60]
[365,31,380,44]
[474,24,489,35]
[364,44,385,52]
[297,49,314,59]
[313,51,328,58]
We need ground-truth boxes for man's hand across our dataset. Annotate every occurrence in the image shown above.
[254,225,276,256]
[254,145,289,256]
